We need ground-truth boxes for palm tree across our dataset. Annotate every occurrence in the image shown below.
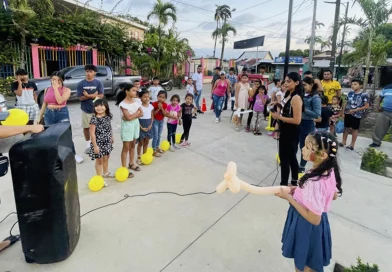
[147,0,177,63]
[217,23,237,66]
[9,0,54,68]
[213,5,232,58]
[345,0,392,91]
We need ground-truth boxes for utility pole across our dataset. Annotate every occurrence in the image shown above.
[284,0,294,77]
[309,0,318,72]
[329,0,341,74]
[337,2,348,80]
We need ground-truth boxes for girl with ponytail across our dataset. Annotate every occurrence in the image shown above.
[271,72,304,186]
[275,131,342,272]
[298,77,322,172]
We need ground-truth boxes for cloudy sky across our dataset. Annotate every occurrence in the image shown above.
[91,0,364,59]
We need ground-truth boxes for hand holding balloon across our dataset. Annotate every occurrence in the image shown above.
[216,162,291,195]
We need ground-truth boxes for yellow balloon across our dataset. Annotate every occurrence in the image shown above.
[160,140,170,151]
[141,153,153,165]
[1,108,29,126]
[298,173,304,180]
[115,167,129,182]
[88,175,104,192]
[175,133,182,144]
[276,153,280,164]
[146,147,154,155]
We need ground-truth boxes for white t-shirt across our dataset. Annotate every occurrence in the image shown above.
[269,87,278,98]
[186,84,195,95]
[119,100,141,117]
[192,72,203,90]
[276,90,284,102]
[140,104,154,120]
[149,85,162,102]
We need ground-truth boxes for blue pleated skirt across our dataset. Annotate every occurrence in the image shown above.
[281,205,332,272]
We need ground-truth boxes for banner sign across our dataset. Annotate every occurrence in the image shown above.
[234,36,265,49]
[274,56,303,64]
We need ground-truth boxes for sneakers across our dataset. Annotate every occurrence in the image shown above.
[215,118,220,123]
[75,155,84,164]
[174,144,180,149]
[369,143,381,148]
[169,146,175,152]
[180,141,191,147]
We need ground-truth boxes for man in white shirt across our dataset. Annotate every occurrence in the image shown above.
[192,65,203,114]
[148,77,162,103]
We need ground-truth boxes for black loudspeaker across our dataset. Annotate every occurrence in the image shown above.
[9,123,80,264]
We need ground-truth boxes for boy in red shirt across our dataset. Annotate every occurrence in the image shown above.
[151,90,174,157]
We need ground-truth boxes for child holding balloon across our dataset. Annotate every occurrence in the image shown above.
[275,131,342,272]
[116,83,143,177]
[88,98,114,186]
[136,90,154,165]
[166,94,182,152]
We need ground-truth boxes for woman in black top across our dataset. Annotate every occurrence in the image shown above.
[271,72,304,186]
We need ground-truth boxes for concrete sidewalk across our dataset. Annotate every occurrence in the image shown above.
[0,86,391,271]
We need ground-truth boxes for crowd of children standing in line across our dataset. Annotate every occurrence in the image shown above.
[88,77,198,185]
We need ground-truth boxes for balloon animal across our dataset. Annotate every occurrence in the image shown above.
[216,162,291,195]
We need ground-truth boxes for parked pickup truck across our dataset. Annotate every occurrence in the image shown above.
[31,65,141,106]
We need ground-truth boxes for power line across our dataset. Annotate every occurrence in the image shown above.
[170,0,214,13]
[234,0,274,13]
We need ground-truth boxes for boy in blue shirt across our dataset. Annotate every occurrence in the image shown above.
[340,79,369,150]
[369,83,392,147]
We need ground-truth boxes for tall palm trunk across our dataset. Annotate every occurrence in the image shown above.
[157,24,162,65]
[363,29,374,93]
[20,30,26,69]
[213,21,218,58]
[220,37,226,68]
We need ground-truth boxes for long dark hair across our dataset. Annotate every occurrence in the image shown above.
[50,71,65,86]
[115,83,134,106]
[302,77,319,96]
[299,131,342,195]
[93,98,113,119]
[285,72,304,112]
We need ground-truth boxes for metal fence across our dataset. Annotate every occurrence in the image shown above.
[38,46,93,77]
[0,43,33,79]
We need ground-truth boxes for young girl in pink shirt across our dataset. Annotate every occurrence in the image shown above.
[166,94,182,152]
[275,131,342,272]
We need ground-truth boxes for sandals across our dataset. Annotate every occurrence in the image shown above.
[0,235,20,252]
[103,172,115,178]
[136,156,143,165]
[157,148,164,154]
[128,172,135,179]
[346,146,354,151]
[253,131,262,135]
[153,151,161,157]
[129,164,141,171]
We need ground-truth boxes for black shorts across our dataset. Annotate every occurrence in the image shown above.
[344,114,361,130]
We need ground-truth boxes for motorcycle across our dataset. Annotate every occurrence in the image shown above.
[180,76,188,89]
[161,79,173,91]
[140,78,151,89]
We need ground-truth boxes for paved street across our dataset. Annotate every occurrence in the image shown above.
[0,85,391,271]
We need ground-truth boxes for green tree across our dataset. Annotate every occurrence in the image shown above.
[147,0,177,63]
[345,0,392,91]
[213,23,236,66]
[213,4,232,58]
[9,0,54,68]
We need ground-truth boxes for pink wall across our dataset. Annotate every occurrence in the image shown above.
[126,56,131,75]
[185,61,189,76]
[173,63,177,75]
[92,48,98,66]
[216,59,220,68]
[30,43,40,78]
